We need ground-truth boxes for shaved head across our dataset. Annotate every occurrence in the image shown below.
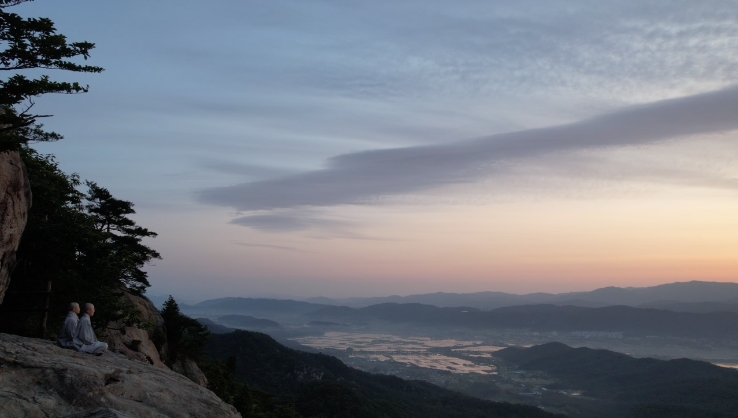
[69,302,79,311]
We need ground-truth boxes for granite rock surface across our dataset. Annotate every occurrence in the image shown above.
[0,333,240,418]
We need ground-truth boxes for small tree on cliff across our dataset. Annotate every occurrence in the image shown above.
[160,296,210,365]
[0,0,103,150]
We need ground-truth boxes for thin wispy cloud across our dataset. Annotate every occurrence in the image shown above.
[233,242,309,253]
[230,212,351,233]
[199,159,296,179]
[199,85,738,212]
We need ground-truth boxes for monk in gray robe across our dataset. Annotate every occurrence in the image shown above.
[56,302,80,349]
[74,303,108,355]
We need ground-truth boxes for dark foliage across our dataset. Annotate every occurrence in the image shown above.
[0,0,102,150]
[85,181,160,293]
[196,318,238,334]
[200,357,299,418]
[0,148,159,337]
[496,342,738,418]
[205,329,556,418]
[159,296,210,365]
[161,297,298,417]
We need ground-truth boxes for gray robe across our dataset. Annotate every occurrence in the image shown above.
[74,313,108,354]
[56,311,78,348]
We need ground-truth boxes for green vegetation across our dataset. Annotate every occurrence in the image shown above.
[161,297,298,417]
[205,329,556,418]
[0,147,160,336]
[495,342,738,417]
[201,358,300,418]
[0,0,103,150]
[159,296,210,365]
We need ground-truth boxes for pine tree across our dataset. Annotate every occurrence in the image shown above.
[0,0,102,149]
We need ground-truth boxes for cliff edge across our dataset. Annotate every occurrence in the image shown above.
[0,333,240,418]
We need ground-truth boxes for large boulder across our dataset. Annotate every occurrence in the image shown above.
[172,357,208,387]
[0,333,241,418]
[104,293,211,387]
[104,292,168,370]
[0,150,31,304]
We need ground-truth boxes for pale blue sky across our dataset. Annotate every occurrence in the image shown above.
[19,0,738,300]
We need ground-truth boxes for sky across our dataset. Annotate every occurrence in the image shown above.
[18,0,738,300]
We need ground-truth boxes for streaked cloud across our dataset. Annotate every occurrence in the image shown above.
[230,212,351,233]
[199,86,738,212]
[233,242,309,253]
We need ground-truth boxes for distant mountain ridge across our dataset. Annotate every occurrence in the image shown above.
[217,314,281,329]
[304,281,738,311]
[308,303,738,339]
[181,297,330,316]
[180,281,738,320]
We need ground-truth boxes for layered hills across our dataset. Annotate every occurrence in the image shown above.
[305,281,738,311]
[306,303,738,339]
[494,342,738,417]
[218,314,281,329]
[182,282,738,320]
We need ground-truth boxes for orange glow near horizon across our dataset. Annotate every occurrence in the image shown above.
[147,182,738,298]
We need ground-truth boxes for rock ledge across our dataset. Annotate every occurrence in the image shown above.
[0,333,240,418]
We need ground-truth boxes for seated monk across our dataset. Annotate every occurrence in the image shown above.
[74,303,108,355]
[56,302,80,349]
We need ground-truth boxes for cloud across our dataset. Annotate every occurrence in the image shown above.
[198,159,295,179]
[198,85,738,211]
[229,212,349,232]
[233,242,309,253]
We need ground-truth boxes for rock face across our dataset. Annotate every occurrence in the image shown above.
[104,292,168,370]
[63,408,135,418]
[0,150,31,304]
[172,357,208,387]
[104,292,210,387]
[0,333,241,418]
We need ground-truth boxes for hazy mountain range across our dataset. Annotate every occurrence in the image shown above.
[305,281,738,310]
[177,281,738,318]
[176,281,738,339]
[307,303,738,339]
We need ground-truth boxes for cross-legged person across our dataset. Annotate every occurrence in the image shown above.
[74,303,108,355]
[56,302,80,349]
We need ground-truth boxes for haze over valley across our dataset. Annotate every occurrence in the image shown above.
[172,280,738,415]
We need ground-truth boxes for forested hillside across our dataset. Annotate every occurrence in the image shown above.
[205,329,557,418]
[496,342,738,417]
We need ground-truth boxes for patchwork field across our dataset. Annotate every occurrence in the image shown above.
[291,332,500,374]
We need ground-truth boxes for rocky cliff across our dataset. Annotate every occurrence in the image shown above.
[104,292,209,387]
[0,333,240,418]
[0,150,31,304]
[104,292,169,370]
